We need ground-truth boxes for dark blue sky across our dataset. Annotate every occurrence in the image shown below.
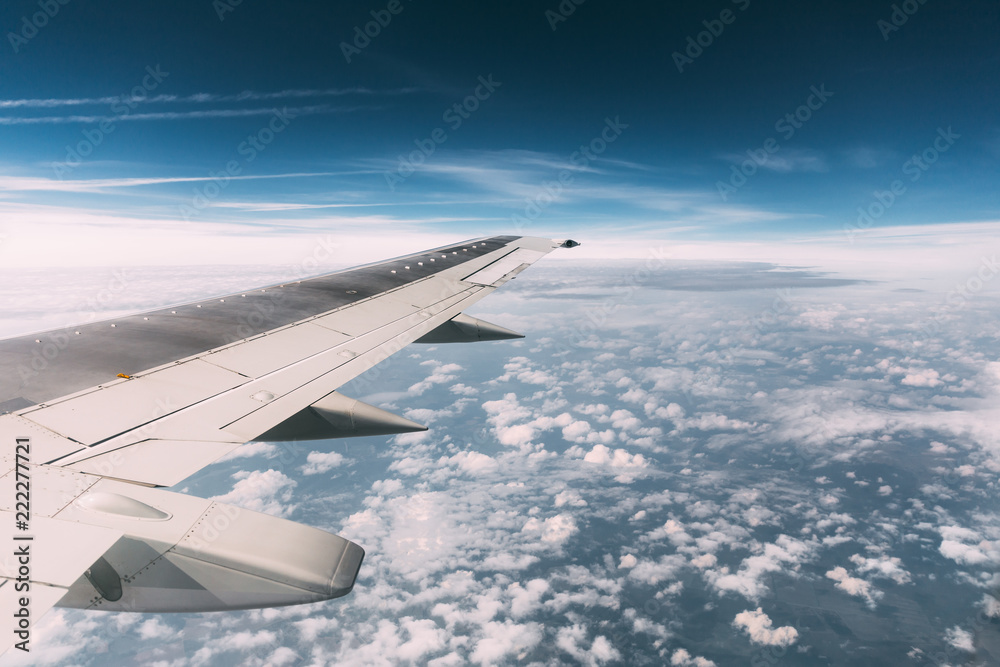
[0,0,997,260]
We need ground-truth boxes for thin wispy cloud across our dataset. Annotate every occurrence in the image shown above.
[0,172,349,193]
[211,199,506,212]
[0,87,418,109]
[0,104,368,125]
[720,148,828,173]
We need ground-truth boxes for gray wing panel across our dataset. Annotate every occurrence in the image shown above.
[0,236,518,409]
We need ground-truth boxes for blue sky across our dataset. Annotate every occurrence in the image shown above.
[0,0,997,267]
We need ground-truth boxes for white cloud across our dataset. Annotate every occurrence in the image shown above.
[671,648,717,666]
[555,624,621,666]
[216,441,279,461]
[136,618,173,640]
[691,553,718,569]
[522,513,579,545]
[980,594,1000,618]
[409,361,464,395]
[554,489,588,507]
[578,444,648,468]
[212,469,297,518]
[267,646,300,666]
[628,555,686,586]
[939,540,990,565]
[732,608,798,647]
[294,616,339,642]
[507,579,550,619]
[300,450,346,475]
[938,525,993,566]
[470,621,544,666]
[825,567,882,608]
[943,626,975,653]
[562,419,593,441]
[444,450,499,475]
[190,630,278,667]
[707,535,815,601]
[900,369,942,387]
[848,554,911,585]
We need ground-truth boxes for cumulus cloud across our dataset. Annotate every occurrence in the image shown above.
[507,579,550,619]
[409,361,464,395]
[848,554,911,585]
[212,469,297,518]
[554,489,588,507]
[190,630,278,666]
[555,624,621,666]
[938,525,992,566]
[707,535,815,601]
[216,440,279,461]
[691,553,718,569]
[671,648,717,666]
[628,555,686,585]
[826,567,882,608]
[522,513,579,545]
[136,618,173,640]
[562,419,593,441]
[27,257,1000,664]
[943,626,974,653]
[939,540,990,565]
[470,620,544,666]
[900,369,942,387]
[300,450,346,475]
[444,450,499,475]
[580,444,648,468]
[980,594,1000,618]
[732,608,798,647]
[481,393,573,449]
[497,356,558,386]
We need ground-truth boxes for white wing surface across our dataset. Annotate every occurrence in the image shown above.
[0,235,575,653]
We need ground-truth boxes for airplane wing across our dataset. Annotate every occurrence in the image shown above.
[0,235,575,653]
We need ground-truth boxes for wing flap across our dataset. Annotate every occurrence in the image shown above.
[21,360,250,446]
[65,440,244,487]
[463,248,547,285]
[203,322,352,378]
